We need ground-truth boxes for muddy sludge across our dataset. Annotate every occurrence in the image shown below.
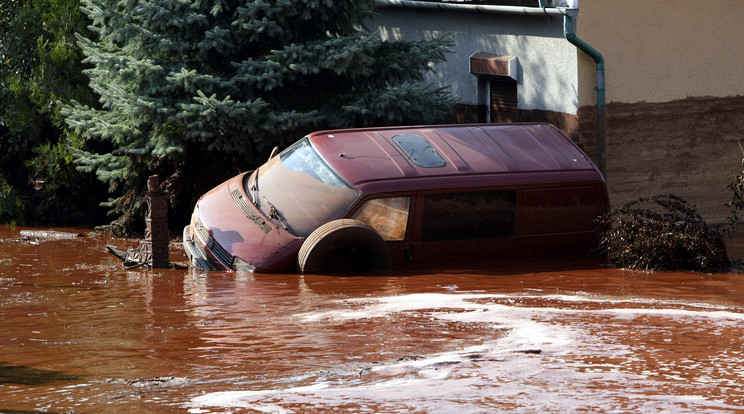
[1,225,744,412]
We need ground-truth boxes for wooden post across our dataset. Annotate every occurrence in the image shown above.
[145,175,169,268]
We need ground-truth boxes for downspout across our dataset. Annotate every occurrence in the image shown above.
[563,14,607,179]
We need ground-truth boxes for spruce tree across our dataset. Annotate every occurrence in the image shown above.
[63,0,456,234]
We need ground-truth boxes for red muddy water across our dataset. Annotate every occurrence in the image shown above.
[2,225,744,413]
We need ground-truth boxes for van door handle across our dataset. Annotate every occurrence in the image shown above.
[404,246,413,261]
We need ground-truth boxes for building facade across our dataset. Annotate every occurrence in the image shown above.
[371,0,744,225]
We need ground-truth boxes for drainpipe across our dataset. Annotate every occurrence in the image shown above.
[373,0,607,177]
[563,15,607,179]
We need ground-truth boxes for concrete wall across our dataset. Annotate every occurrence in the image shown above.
[370,7,579,115]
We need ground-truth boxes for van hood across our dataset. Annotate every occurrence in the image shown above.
[194,172,303,272]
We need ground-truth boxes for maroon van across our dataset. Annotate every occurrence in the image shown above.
[183,123,610,273]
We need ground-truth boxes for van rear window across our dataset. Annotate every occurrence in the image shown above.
[521,186,600,234]
[422,190,516,241]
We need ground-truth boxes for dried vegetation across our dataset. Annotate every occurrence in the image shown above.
[596,194,730,272]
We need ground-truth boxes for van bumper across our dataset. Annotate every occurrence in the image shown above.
[182,225,220,271]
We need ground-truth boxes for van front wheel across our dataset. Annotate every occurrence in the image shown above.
[297,219,391,274]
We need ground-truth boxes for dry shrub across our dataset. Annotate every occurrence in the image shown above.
[597,194,729,272]
[727,142,744,233]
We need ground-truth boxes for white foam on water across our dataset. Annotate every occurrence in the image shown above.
[190,292,744,413]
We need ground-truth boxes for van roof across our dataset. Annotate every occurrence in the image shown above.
[309,123,598,187]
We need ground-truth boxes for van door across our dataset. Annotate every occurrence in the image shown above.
[409,189,522,264]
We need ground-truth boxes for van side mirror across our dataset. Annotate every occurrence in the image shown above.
[268,146,279,160]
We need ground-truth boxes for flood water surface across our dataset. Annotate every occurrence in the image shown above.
[2,225,744,413]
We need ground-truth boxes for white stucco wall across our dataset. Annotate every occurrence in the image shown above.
[370,7,580,115]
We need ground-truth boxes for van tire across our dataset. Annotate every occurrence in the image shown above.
[297,219,391,274]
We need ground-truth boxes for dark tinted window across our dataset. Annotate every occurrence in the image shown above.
[522,186,599,234]
[423,190,516,241]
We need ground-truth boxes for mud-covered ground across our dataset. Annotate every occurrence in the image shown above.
[2,225,744,413]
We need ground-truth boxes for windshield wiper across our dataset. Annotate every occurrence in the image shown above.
[249,167,259,203]
[262,196,289,231]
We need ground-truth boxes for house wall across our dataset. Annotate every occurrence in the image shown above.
[370,7,579,115]
[576,0,744,106]
[372,1,744,226]
[576,0,744,225]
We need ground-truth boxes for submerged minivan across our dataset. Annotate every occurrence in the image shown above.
[183,123,610,273]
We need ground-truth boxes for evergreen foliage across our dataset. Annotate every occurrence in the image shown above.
[0,0,104,225]
[63,0,457,235]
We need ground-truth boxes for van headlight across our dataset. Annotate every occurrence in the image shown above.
[191,205,200,227]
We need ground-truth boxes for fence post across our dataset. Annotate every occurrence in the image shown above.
[145,175,169,268]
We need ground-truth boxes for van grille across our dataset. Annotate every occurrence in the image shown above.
[231,190,272,233]
[191,232,210,261]
[194,219,235,269]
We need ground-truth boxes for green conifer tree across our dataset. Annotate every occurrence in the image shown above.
[63,0,456,234]
[1,0,104,225]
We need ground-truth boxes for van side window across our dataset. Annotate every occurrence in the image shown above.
[423,190,515,241]
[521,186,599,234]
[352,196,411,241]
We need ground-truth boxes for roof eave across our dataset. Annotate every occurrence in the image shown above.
[373,0,579,17]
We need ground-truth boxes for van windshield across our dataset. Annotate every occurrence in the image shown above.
[246,137,359,237]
